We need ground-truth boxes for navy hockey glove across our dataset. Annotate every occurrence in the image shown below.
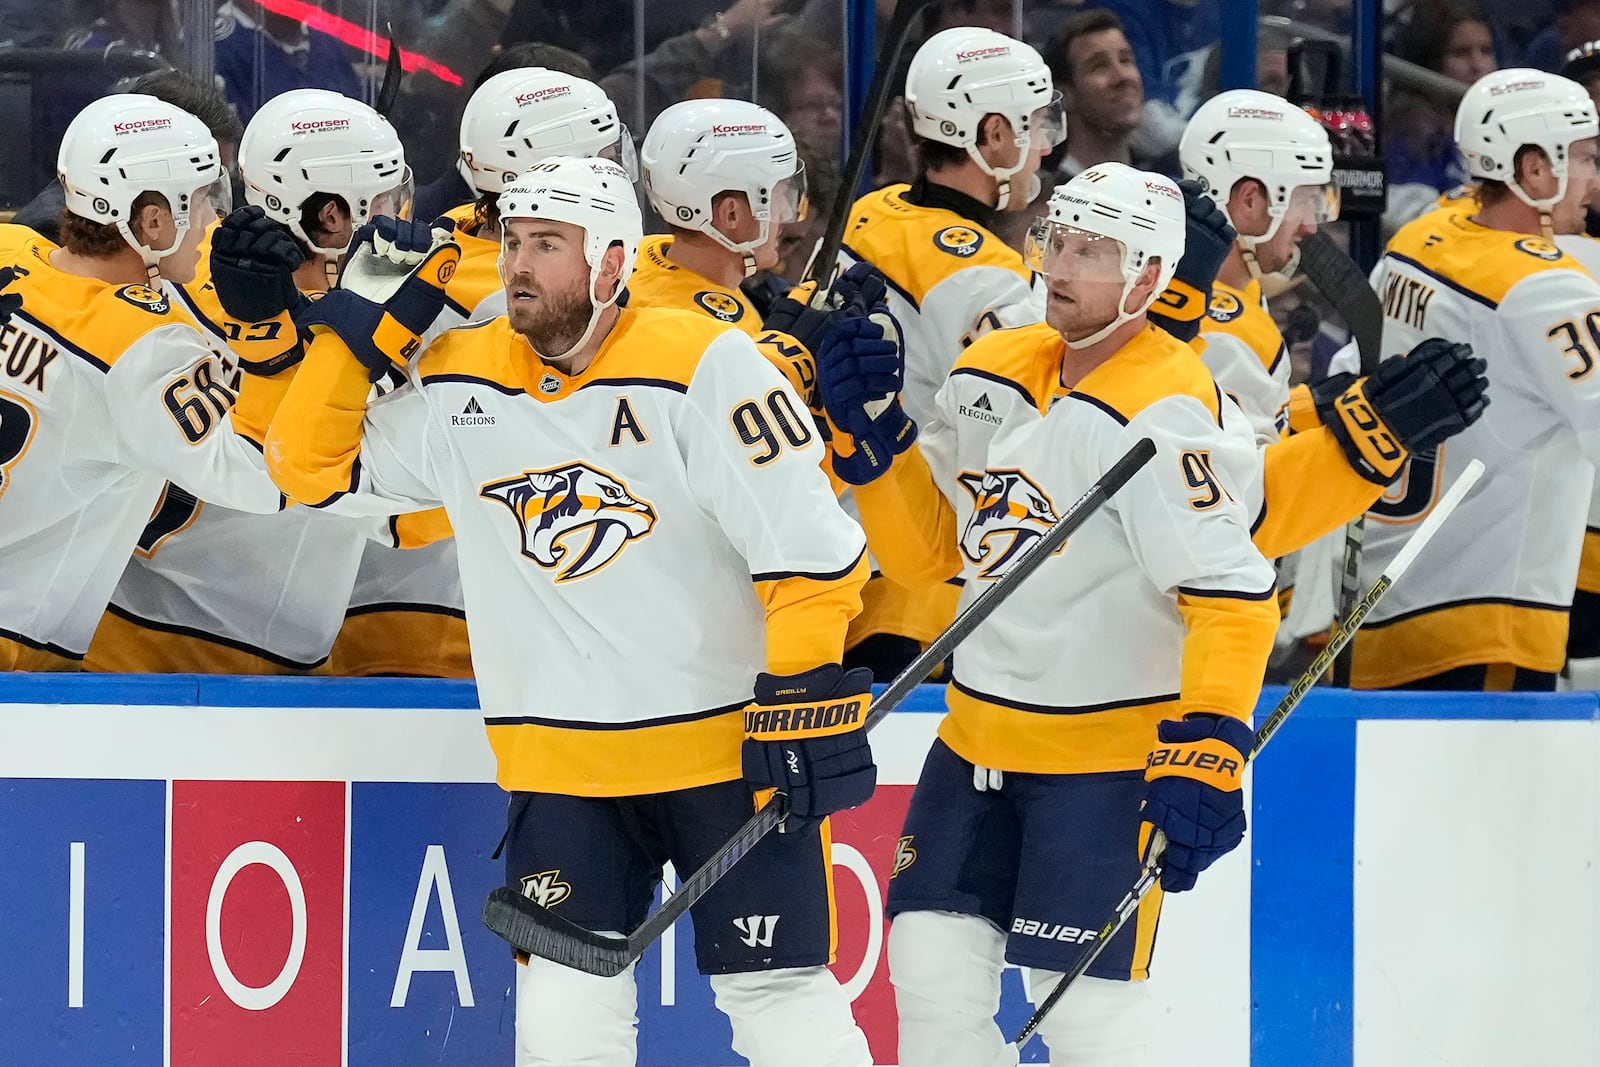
[1313,339,1488,484]
[761,261,889,355]
[210,206,307,324]
[1148,180,1236,343]
[295,216,459,382]
[743,663,877,828]
[0,266,19,328]
[1143,713,1253,893]
[817,312,916,485]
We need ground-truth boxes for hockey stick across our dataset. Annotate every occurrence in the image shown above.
[375,25,404,118]
[483,437,1158,977]
[1297,230,1383,686]
[803,0,943,287]
[1009,458,1485,1053]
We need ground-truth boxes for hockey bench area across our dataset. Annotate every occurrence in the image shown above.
[0,675,1589,1067]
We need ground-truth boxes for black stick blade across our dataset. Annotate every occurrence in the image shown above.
[483,887,635,977]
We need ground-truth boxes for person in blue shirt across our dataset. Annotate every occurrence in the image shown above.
[213,0,362,123]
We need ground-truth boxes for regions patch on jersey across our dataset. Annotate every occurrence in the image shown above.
[1514,237,1563,262]
[115,284,170,314]
[934,225,985,258]
[693,290,745,323]
[1208,290,1244,322]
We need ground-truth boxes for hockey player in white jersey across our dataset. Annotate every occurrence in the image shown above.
[1356,70,1600,694]
[834,26,1064,675]
[0,94,285,671]
[831,163,1279,1064]
[85,88,412,674]
[1353,68,1600,690]
[263,157,875,1067]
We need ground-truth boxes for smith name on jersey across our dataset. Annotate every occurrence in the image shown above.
[266,305,867,795]
[852,322,1279,774]
[1353,210,1600,686]
[0,227,285,670]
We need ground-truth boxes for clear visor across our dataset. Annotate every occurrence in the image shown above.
[368,165,416,222]
[1285,182,1340,226]
[773,162,809,225]
[1030,92,1068,151]
[1024,218,1128,282]
[195,173,232,228]
[598,126,640,182]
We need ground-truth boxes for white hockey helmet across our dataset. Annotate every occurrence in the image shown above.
[458,68,637,195]
[238,89,412,257]
[640,99,807,274]
[1025,162,1186,348]
[904,27,1065,209]
[57,94,230,271]
[1180,89,1339,249]
[497,156,643,359]
[1455,68,1600,215]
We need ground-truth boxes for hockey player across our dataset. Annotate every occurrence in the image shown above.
[1353,68,1600,690]
[263,157,876,1067]
[632,97,898,496]
[0,95,285,671]
[316,68,638,676]
[846,163,1279,1063]
[834,26,1064,675]
[83,88,412,674]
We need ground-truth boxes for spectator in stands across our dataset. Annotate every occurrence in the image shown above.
[61,0,177,57]
[757,32,843,157]
[12,68,243,244]
[1519,0,1600,71]
[407,42,596,217]
[213,0,363,122]
[1384,0,1500,233]
[1045,11,1179,180]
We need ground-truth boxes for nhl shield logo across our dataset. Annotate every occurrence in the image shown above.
[957,467,1063,579]
[482,462,657,582]
[934,225,984,258]
[693,290,745,323]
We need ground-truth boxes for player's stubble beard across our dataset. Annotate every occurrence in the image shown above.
[507,274,595,359]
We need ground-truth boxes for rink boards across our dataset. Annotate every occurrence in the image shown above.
[0,675,1595,1067]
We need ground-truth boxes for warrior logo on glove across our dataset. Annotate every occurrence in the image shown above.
[957,468,1063,578]
[482,462,657,582]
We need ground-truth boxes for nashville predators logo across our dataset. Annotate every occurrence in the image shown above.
[1208,290,1244,322]
[482,462,657,582]
[957,467,1062,579]
[693,290,745,323]
[891,836,917,878]
[115,283,170,314]
[520,869,572,908]
[934,225,984,258]
[1514,237,1563,261]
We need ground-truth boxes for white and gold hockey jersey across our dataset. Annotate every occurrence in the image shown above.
[266,306,868,795]
[85,260,372,674]
[853,322,1279,774]
[1198,279,1291,445]
[0,228,285,670]
[1352,212,1600,687]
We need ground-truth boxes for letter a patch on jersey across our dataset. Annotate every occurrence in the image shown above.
[610,396,647,445]
[482,462,657,582]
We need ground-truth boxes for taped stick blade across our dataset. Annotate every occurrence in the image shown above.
[483,886,636,977]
